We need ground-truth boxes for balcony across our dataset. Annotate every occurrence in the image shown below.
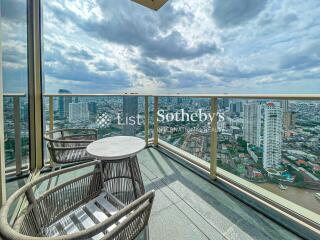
[1,1,320,239]
[4,146,304,240]
[2,93,320,239]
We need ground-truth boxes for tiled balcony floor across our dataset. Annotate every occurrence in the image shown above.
[6,148,302,240]
[138,148,301,240]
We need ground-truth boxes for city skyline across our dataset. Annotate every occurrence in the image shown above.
[2,0,320,94]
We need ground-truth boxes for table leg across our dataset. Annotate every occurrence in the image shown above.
[129,156,139,199]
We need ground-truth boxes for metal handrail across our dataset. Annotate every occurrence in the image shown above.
[3,93,26,97]
[43,93,320,100]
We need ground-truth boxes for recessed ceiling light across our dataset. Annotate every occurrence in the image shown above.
[131,0,168,11]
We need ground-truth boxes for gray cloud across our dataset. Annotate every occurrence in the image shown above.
[0,0,26,23]
[68,48,93,60]
[172,72,215,88]
[209,65,273,79]
[3,67,28,93]
[39,0,320,93]
[46,0,218,60]
[94,61,117,72]
[279,41,320,70]
[44,44,131,89]
[2,46,27,65]
[135,58,170,77]
[283,13,298,25]
[213,0,268,28]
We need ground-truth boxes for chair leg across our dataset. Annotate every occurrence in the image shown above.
[143,225,149,240]
[47,164,61,190]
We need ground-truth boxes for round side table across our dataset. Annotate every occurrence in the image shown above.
[86,136,146,204]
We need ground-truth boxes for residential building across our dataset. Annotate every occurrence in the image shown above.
[283,111,297,130]
[263,102,283,170]
[229,101,243,116]
[58,89,72,119]
[281,100,289,112]
[123,96,138,136]
[243,102,261,147]
[68,102,89,122]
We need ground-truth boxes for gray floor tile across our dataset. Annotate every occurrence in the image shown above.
[149,204,209,240]
[176,201,226,240]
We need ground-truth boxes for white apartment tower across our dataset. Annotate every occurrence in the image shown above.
[243,103,261,147]
[69,102,89,122]
[263,102,282,170]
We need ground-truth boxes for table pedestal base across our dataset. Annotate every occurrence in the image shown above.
[101,156,145,205]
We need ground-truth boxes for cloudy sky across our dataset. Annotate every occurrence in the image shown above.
[2,0,320,94]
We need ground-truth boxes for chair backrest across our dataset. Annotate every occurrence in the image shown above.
[44,129,98,164]
[0,161,104,239]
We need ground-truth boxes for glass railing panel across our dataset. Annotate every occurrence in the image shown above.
[217,98,320,216]
[3,96,29,169]
[43,95,147,162]
[1,0,30,183]
[158,97,212,163]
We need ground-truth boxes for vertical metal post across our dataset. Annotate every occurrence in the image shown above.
[13,96,22,176]
[0,1,6,204]
[49,96,54,131]
[28,0,44,171]
[144,96,149,146]
[153,97,159,146]
[210,97,218,178]
[0,94,5,205]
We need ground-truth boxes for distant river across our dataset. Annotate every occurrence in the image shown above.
[256,183,320,215]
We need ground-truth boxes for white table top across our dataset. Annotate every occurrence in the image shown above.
[86,136,146,160]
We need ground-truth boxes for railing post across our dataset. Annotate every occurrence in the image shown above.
[49,96,54,131]
[0,5,5,203]
[13,96,22,176]
[210,97,218,178]
[28,0,44,170]
[153,96,159,146]
[0,97,5,205]
[144,96,149,146]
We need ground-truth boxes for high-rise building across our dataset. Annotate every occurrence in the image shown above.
[88,102,97,115]
[58,89,72,119]
[218,98,230,109]
[22,102,29,122]
[263,102,283,170]
[68,102,89,122]
[280,100,296,130]
[222,98,230,109]
[123,96,138,136]
[243,103,261,147]
[283,112,296,130]
[280,100,289,112]
[229,101,243,115]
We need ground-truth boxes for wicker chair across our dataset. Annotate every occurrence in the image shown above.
[0,161,155,240]
[44,128,98,166]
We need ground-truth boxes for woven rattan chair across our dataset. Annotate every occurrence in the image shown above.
[0,161,155,240]
[44,128,98,167]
